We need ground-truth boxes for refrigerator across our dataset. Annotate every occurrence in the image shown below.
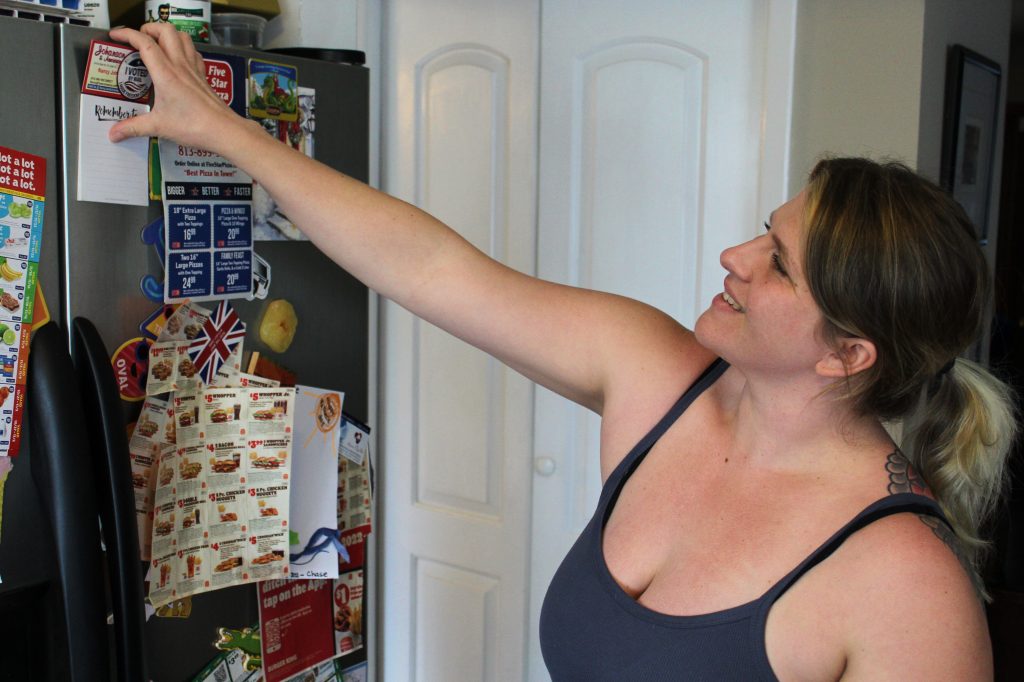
[0,16,371,681]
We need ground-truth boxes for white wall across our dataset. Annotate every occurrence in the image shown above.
[917,0,1011,259]
[263,0,360,52]
[788,0,1012,199]
[918,0,1012,361]
[788,0,926,194]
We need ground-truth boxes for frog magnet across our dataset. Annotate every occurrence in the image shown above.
[214,626,262,672]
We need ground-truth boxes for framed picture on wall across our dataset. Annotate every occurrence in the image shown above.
[940,44,1002,244]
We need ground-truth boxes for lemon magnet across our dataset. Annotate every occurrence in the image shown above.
[258,299,298,353]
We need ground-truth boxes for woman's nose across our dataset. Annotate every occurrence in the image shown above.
[716,233,765,276]
[720,240,753,279]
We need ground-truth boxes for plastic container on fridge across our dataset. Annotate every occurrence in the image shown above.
[212,12,267,48]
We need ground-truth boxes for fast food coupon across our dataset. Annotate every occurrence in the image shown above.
[148,386,296,608]
[333,570,365,658]
[337,416,371,572]
[146,301,211,394]
[211,350,279,389]
[258,578,336,682]
[146,341,202,395]
[257,571,364,682]
[145,301,246,394]
[129,396,176,560]
[159,139,253,303]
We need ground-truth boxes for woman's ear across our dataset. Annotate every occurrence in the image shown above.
[816,337,877,378]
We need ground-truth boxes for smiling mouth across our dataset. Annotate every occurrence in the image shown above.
[722,292,744,312]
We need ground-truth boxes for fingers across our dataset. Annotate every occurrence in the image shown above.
[109,25,176,87]
[106,23,241,150]
[176,27,196,66]
[145,21,188,66]
[110,23,196,74]
[193,47,206,79]
[108,112,155,143]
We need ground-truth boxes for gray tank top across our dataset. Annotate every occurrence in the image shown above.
[539,359,948,680]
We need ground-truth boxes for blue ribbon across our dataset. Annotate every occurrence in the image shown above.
[289,527,350,565]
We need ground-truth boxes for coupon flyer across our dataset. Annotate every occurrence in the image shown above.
[337,417,372,571]
[0,145,45,458]
[159,139,253,303]
[128,395,176,560]
[148,386,296,608]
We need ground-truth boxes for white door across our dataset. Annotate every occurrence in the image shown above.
[528,1,795,679]
[379,1,540,680]
[379,1,795,680]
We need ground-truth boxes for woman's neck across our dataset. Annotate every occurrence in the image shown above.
[722,369,892,474]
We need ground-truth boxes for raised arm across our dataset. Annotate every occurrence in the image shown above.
[108,24,708,418]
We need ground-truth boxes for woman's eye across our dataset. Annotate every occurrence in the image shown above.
[763,221,772,232]
[771,252,788,276]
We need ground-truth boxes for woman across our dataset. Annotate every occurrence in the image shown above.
[110,24,1016,680]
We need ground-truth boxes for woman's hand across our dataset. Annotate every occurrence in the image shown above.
[107,23,254,154]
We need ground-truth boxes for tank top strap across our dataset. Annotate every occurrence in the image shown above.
[599,358,729,505]
[759,492,949,608]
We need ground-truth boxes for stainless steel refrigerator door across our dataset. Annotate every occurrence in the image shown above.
[58,25,370,420]
[0,15,71,682]
[58,24,370,680]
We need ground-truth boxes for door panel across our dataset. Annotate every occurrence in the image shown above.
[529,1,792,679]
[379,1,795,679]
[380,1,539,680]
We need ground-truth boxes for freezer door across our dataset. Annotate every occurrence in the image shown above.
[57,24,370,680]
[0,15,72,682]
[58,24,164,362]
[58,25,370,419]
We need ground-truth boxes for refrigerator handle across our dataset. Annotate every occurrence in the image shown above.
[72,317,149,682]
[27,322,111,681]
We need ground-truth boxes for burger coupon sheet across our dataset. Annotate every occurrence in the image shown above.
[148,386,295,608]
[128,396,176,560]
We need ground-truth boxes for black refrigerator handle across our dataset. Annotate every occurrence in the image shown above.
[72,317,148,682]
[27,322,110,681]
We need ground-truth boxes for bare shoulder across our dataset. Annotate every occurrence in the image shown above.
[832,513,991,680]
[594,305,717,477]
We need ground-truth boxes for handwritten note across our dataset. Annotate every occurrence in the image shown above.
[77,93,150,206]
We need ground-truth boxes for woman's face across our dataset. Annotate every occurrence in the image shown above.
[694,189,830,375]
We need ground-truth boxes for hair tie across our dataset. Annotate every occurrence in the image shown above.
[937,358,956,378]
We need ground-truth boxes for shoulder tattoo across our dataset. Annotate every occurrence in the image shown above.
[884,451,984,596]
[916,514,986,597]
[884,450,929,495]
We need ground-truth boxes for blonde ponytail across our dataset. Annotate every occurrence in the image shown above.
[901,359,1018,591]
[802,158,1020,599]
